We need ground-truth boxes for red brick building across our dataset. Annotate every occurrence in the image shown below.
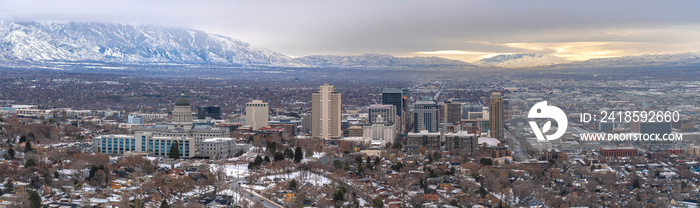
[599,147,637,157]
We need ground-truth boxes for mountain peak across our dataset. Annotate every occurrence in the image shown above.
[475,53,571,68]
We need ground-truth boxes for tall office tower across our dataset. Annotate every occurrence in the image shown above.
[368,104,397,125]
[171,91,194,129]
[312,84,342,139]
[197,106,222,119]
[413,100,439,133]
[382,88,409,132]
[444,101,462,125]
[245,100,269,130]
[489,92,504,141]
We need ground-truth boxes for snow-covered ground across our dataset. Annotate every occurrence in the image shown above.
[261,171,332,186]
[302,152,325,163]
[210,163,250,178]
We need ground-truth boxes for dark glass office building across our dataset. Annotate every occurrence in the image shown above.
[197,106,222,119]
[382,88,409,116]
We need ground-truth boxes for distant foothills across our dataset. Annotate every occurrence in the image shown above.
[1,21,700,69]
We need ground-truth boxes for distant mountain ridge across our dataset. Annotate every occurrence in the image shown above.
[474,52,700,68]
[1,21,699,70]
[569,52,700,67]
[295,54,475,68]
[0,21,304,67]
[475,53,571,68]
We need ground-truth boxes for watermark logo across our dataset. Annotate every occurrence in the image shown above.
[528,101,568,141]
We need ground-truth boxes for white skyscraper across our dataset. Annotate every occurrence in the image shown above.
[246,100,269,130]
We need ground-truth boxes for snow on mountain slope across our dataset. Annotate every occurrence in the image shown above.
[475,52,700,68]
[0,21,304,67]
[296,54,474,68]
[570,52,700,67]
[475,53,571,68]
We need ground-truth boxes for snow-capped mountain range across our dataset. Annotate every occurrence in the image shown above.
[0,21,303,67]
[0,21,473,69]
[1,21,699,69]
[474,52,700,68]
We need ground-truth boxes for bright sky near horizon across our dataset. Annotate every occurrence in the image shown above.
[2,0,700,62]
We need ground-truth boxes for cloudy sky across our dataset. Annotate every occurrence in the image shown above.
[2,0,700,62]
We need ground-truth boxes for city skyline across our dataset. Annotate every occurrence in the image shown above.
[1,1,699,207]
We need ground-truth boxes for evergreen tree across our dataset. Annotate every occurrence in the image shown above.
[251,155,263,168]
[479,185,487,198]
[160,199,170,208]
[294,146,303,163]
[284,148,294,159]
[4,180,13,194]
[28,190,41,208]
[288,179,298,190]
[24,142,32,152]
[25,158,36,167]
[6,147,15,160]
[333,186,346,202]
[274,151,285,161]
[392,142,402,149]
[169,142,180,159]
[373,197,384,208]
[480,157,493,166]
[267,141,277,151]
[433,151,441,160]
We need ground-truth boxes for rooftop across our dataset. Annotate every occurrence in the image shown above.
[203,137,235,143]
[175,91,190,106]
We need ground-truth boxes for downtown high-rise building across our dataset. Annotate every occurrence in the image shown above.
[245,100,269,130]
[444,101,462,125]
[312,84,342,139]
[197,106,222,119]
[382,88,409,116]
[489,92,504,141]
[382,88,409,132]
[368,104,397,125]
[413,100,439,133]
